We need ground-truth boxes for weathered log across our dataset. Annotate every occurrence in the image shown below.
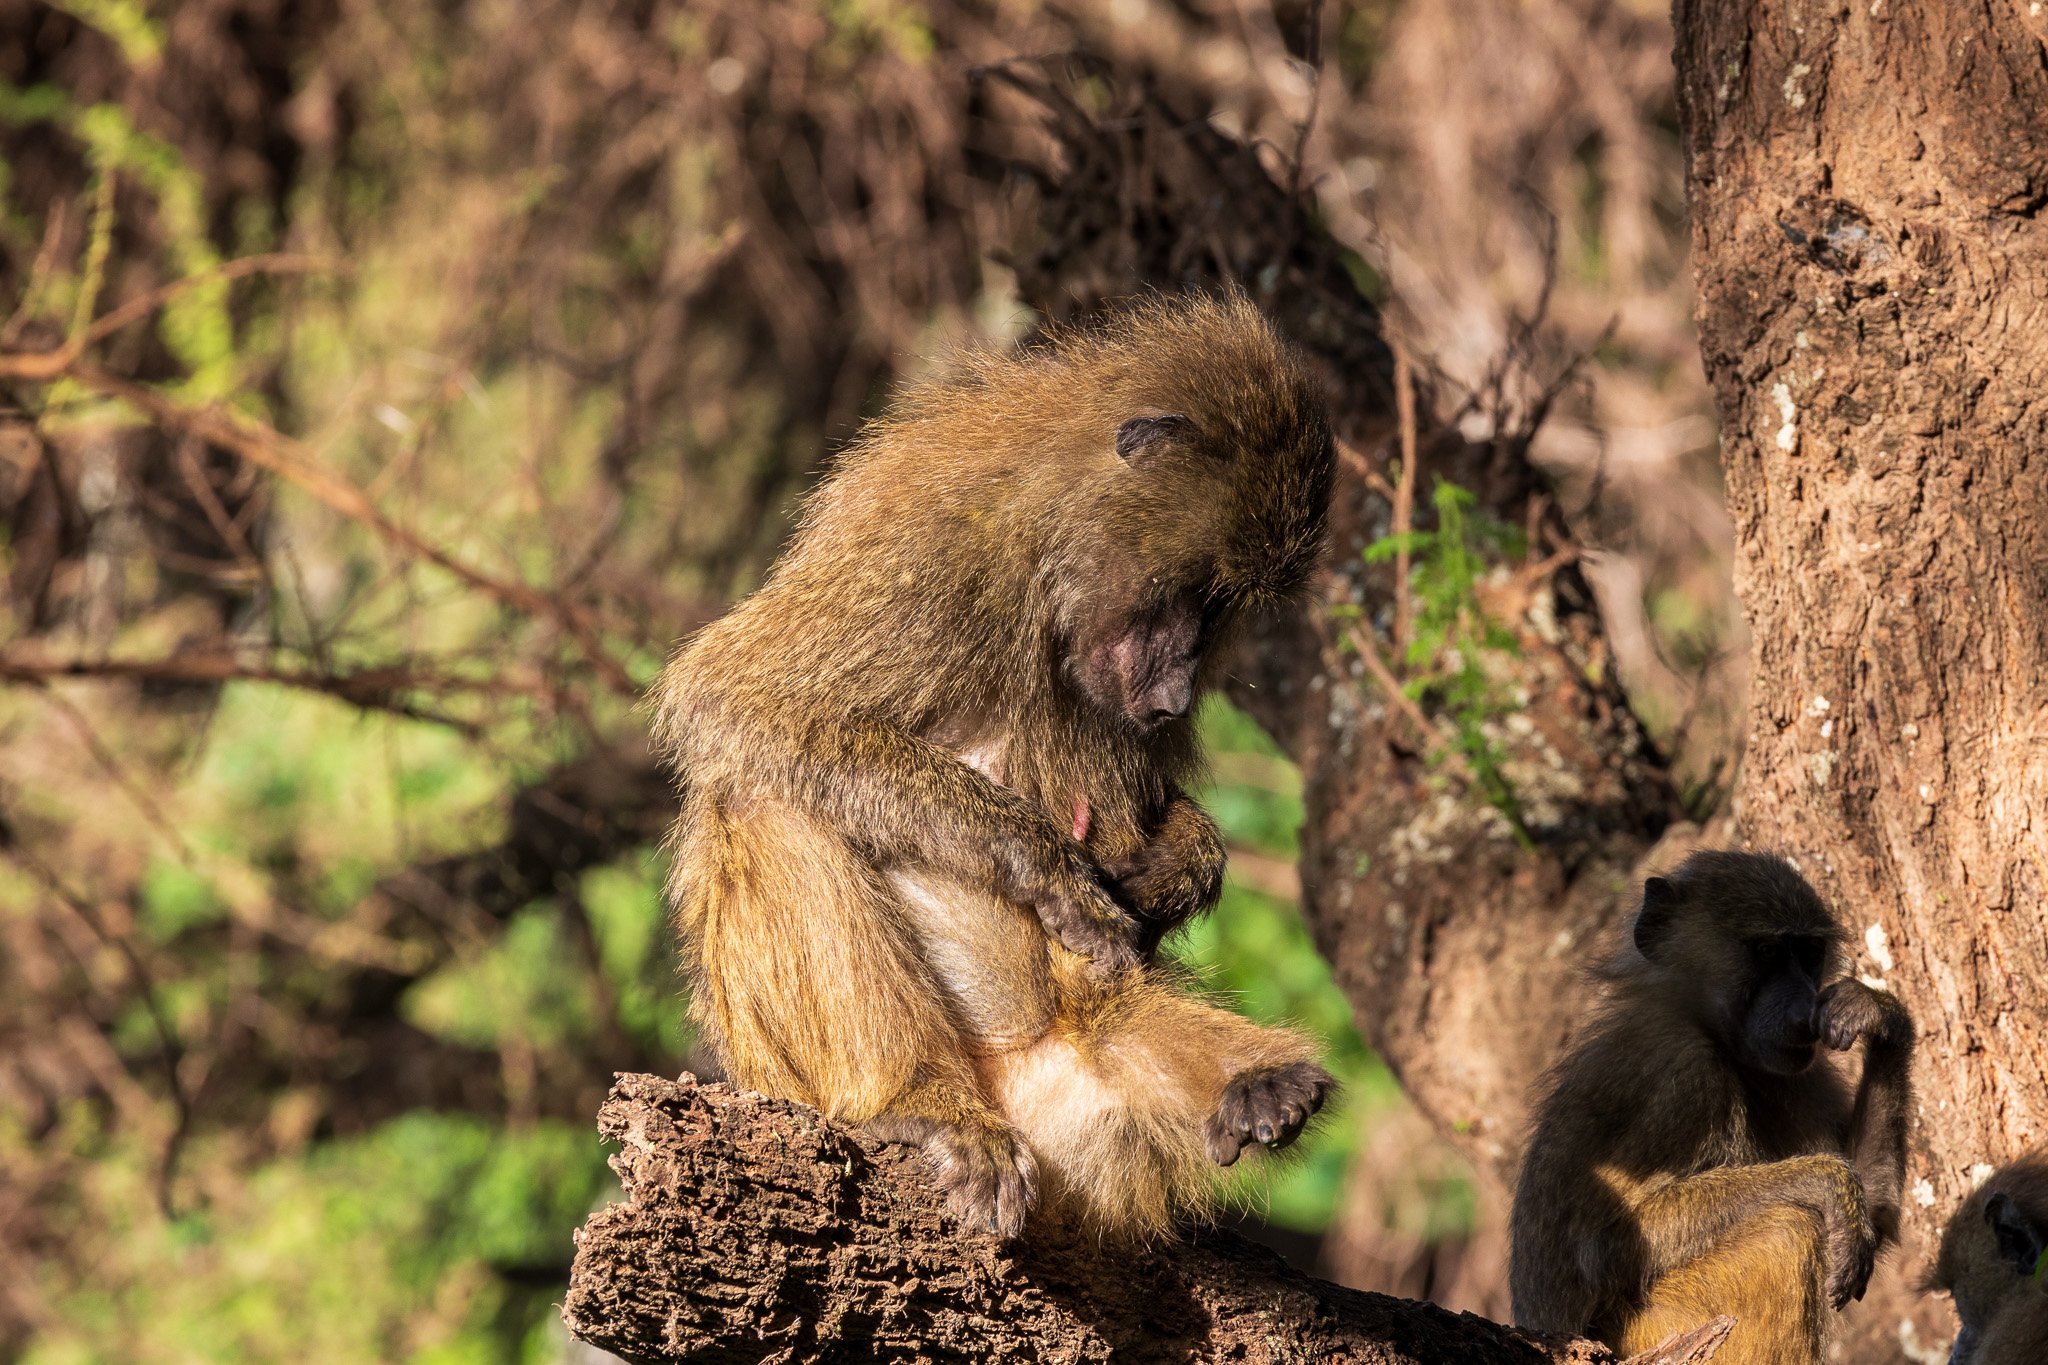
[561,1074,1726,1364]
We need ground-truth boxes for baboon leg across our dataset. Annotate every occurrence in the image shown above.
[980,959,1331,1237]
[677,800,1035,1235]
[1618,1204,1828,1365]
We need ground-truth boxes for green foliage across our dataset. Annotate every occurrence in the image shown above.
[582,862,692,1057]
[401,858,687,1059]
[139,859,228,941]
[17,1116,610,1365]
[188,683,511,891]
[1362,479,1530,833]
[406,906,600,1051]
[1182,700,1439,1235]
[0,81,236,402]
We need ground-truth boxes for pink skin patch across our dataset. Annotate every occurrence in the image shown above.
[1071,794,1091,844]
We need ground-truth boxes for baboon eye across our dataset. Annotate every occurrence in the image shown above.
[1115,413,1196,461]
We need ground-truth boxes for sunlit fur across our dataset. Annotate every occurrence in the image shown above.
[653,292,1335,1239]
[1931,1153,2048,1365]
[1509,851,1915,1365]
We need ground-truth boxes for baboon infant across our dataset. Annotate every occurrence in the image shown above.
[1511,851,1914,1365]
[654,293,1336,1238]
[1931,1151,2048,1365]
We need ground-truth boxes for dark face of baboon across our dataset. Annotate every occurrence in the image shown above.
[1934,1157,2048,1365]
[1048,379,1331,736]
[1630,851,1842,1077]
[1514,848,1914,1357]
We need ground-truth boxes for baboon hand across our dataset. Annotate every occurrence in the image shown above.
[1002,836,1142,972]
[1814,977,1906,1051]
[1101,835,1224,951]
[1037,875,1143,973]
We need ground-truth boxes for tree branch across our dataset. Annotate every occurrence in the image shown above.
[55,361,640,696]
[0,650,525,731]
[561,1074,1727,1365]
[0,253,344,382]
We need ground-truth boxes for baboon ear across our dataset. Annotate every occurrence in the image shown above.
[1115,413,1196,462]
[1986,1192,2048,1275]
[1633,877,1681,959]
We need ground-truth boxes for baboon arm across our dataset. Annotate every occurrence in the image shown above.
[675,697,1136,960]
[1845,992,1913,1242]
[1102,790,1226,951]
[756,711,1082,885]
[1625,1156,1861,1285]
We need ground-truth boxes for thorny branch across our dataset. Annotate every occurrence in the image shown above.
[57,362,640,695]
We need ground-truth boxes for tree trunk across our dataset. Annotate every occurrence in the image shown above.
[1674,2,2048,1357]
[561,1074,1733,1365]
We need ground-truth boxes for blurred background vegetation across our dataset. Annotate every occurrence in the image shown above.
[0,0,1733,1360]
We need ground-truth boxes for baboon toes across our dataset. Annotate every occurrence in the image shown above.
[1205,1061,1334,1167]
[920,1123,1040,1240]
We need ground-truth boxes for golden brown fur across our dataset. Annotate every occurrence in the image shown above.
[654,293,1336,1239]
[1509,852,1915,1365]
[1932,1152,2048,1365]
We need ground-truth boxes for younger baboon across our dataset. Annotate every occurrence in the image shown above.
[1931,1152,2048,1365]
[1509,850,1915,1365]
[653,292,1335,1240]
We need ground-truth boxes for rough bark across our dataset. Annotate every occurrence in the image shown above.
[1674,2,2048,1358]
[562,1074,1731,1365]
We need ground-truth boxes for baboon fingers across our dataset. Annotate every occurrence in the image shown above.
[1037,892,1142,972]
[1814,977,1896,1050]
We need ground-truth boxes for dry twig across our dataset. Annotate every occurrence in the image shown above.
[1390,342,1419,657]
[62,363,639,695]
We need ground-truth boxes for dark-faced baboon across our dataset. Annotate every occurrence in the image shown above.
[1510,850,1914,1364]
[654,293,1336,1239]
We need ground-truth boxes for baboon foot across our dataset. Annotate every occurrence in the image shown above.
[1205,1061,1334,1167]
[880,1118,1040,1239]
